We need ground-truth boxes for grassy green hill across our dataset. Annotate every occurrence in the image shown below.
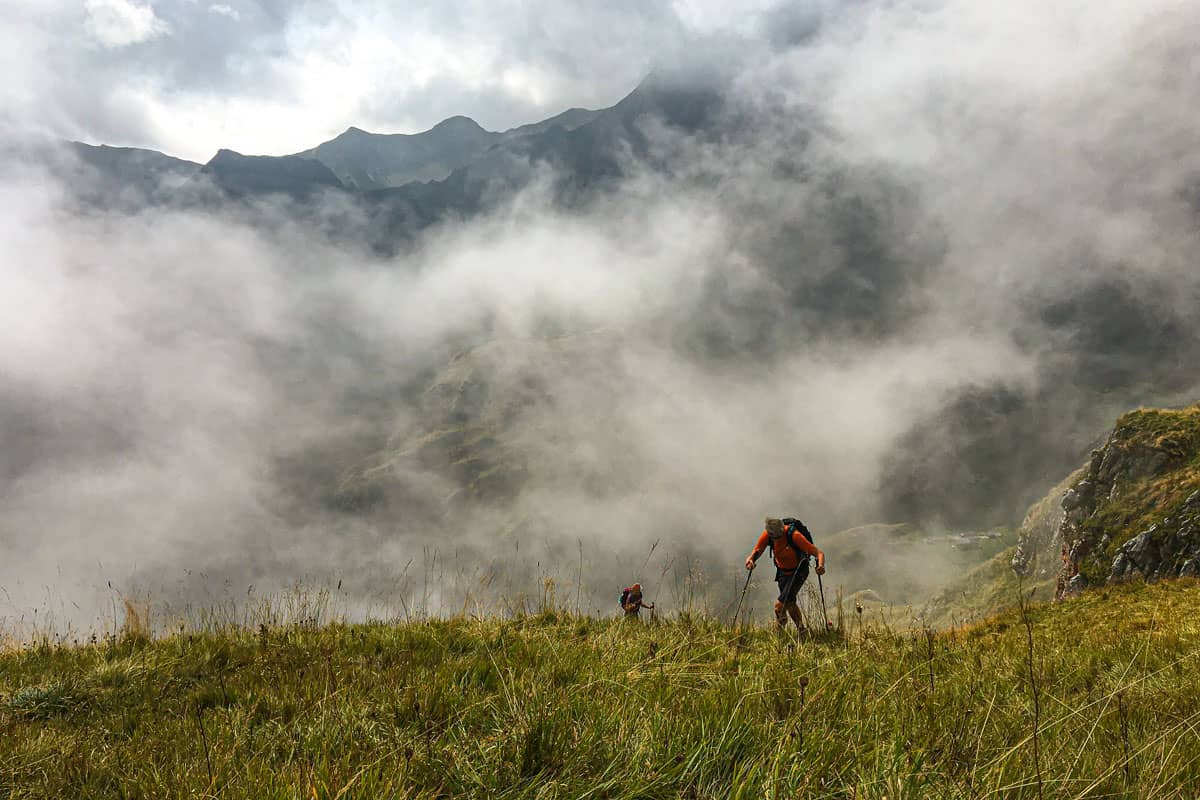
[4,580,1200,799]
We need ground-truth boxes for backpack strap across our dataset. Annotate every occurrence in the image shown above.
[771,520,812,567]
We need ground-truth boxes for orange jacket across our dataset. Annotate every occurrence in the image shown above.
[752,528,822,572]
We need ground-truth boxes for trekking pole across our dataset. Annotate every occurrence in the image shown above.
[732,567,753,627]
[816,572,830,633]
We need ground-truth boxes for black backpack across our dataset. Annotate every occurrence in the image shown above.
[770,518,815,566]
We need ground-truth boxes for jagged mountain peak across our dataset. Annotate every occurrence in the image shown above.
[297,115,497,189]
[431,115,487,132]
[207,147,242,163]
[329,115,489,143]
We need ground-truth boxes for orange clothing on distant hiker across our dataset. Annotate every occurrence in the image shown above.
[752,528,820,572]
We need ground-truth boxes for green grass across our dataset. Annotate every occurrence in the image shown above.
[3,581,1200,799]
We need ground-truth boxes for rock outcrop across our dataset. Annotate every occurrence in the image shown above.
[1011,467,1085,581]
[1056,405,1200,598]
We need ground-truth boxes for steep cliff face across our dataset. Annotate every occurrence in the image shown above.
[1011,467,1086,581]
[1057,405,1200,598]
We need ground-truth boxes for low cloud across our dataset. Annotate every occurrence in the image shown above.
[209,4,240,21]
[85,0,171,48]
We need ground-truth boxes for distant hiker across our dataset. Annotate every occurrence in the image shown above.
[620,583,655,619]
[744,517,825,631]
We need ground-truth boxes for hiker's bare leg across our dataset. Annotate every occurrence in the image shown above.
[773,600,788,629]
[786,602,803,633]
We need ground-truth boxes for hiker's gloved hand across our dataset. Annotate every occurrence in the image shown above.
[815,565,826,576]
[744,556,755,571]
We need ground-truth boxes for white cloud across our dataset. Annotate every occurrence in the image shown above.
[671,0,776,34]
[209,3,240,21]
[84,0,170,48]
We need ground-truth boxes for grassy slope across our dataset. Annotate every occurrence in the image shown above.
[4,581,1200,799]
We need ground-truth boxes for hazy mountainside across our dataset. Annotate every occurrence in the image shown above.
[295,116,496,190]
[25,142,203,211]
[922,469,1083,627]
[5,580,1200,798]
[346,75,727,251]
[69,142,201,195]
[878,280,1200,530]
[819,523,1008,604]
[294,108,600,190]
[501,107,600,139]
[201,149,346,198]
[11,63,1200,583]
[331,331,1016,611]
[48,74,713,217]
[335,332,730,509]
[42,74,724,242]
[332,332,668,533]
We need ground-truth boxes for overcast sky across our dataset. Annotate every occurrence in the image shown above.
[1,0,793,162]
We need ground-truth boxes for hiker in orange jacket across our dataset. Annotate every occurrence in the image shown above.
[745,517,825,631]
[621,583,654,618]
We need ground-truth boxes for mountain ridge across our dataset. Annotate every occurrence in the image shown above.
[49,74,722,208]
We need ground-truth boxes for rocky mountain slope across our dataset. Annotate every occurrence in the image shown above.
[923,403,1200,625]
[1058,404,1200,595]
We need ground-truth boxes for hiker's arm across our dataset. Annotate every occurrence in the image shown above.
[794,533,826,574]
[745,531,769,570]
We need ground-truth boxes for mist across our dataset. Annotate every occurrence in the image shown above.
[3,0,1200,634]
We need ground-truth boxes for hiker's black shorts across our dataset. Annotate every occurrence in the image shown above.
[775,565,809,604]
